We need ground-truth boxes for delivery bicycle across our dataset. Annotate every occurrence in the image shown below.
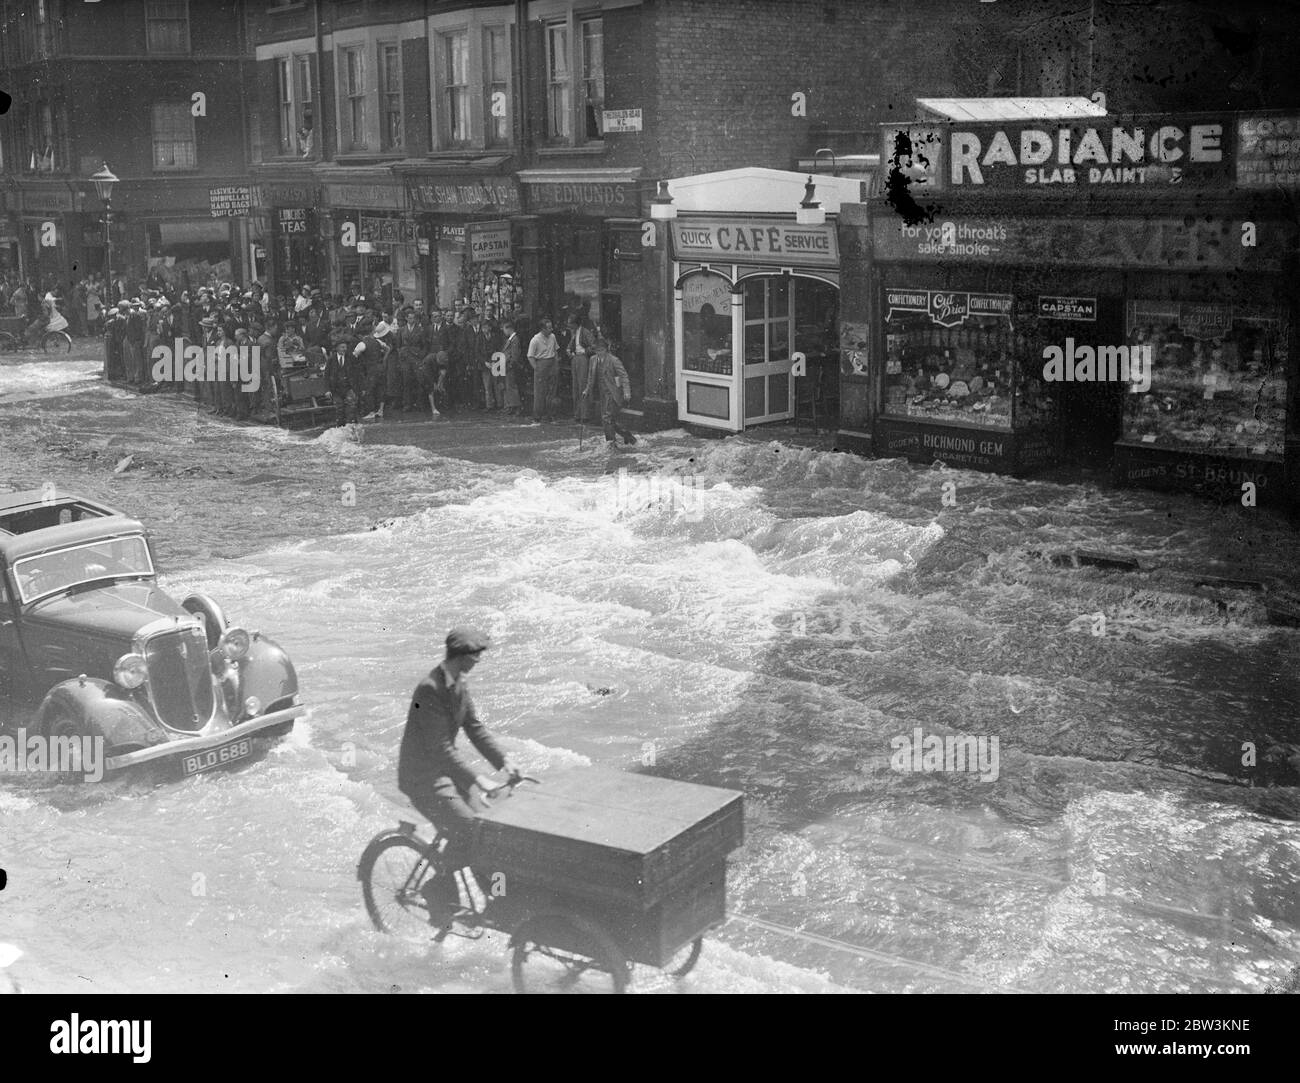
[357,766,739,993]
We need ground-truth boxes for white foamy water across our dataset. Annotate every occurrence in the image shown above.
[3,427,1298,993]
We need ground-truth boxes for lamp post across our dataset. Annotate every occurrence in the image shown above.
[90,163,118,300]
[796,175,825,226]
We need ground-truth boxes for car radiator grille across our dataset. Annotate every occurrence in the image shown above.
[144,628,215,733]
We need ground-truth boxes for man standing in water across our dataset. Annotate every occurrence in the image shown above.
[582,333,637,446]
[398,628,520,918]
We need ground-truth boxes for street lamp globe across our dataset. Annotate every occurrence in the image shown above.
[91,163,118,204]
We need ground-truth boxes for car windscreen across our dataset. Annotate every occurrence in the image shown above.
[12,535,155,604]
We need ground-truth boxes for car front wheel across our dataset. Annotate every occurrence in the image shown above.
[45,713,99,784]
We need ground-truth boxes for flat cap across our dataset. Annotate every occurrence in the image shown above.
[445,627,491,656]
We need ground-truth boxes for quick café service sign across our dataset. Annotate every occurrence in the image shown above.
[671,218,839,267]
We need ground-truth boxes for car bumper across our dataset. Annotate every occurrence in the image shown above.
[104,705,306,771]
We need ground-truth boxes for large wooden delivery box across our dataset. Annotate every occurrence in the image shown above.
[471,766,744,911]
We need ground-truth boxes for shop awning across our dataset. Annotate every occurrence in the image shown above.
[661,167,863,214]
[915,97,1107,122]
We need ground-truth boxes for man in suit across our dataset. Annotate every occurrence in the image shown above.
[325,337,364,426]
[582,333,637,446]
[397,628,521,917]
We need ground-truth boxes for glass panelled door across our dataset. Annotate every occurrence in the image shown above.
[743,275,794,424]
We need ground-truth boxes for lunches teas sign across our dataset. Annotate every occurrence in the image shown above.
[671,218,839,266]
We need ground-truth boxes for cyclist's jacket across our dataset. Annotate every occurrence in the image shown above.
[398,663,506,798]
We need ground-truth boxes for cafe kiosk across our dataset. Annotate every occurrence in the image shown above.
[663,168,862,432]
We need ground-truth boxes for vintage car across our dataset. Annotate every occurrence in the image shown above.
[0,489,305,779]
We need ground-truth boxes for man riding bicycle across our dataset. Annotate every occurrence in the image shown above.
[397,627,521,916]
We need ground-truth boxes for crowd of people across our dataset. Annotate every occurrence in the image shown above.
[2,268,638,444]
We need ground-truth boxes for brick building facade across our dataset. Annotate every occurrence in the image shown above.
[0,0,256,294]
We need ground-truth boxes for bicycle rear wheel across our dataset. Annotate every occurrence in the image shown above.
[41,331,72,354]
[358,834,444,938]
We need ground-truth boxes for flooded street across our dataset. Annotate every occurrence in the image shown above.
[3,353,1299,994]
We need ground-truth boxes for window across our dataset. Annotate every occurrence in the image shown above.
[485,26,510,147]
[744,278,792,365]
[545,15,603,145]
[151,103,196,170]
[546,23,571,141]
[296,56,314,155]
[35,0,55,58]
[340,46,367,149]
[276,55,314,156]
[379,42,403,151]
[277,58,295,155]
[25,99,68,172]
[442,31,471,147]
[429,15,514,151]
[146,0,189,55]
[581,17,604,140]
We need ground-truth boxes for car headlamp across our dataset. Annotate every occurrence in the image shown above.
[218,627,251,660]
[113,652,148,689]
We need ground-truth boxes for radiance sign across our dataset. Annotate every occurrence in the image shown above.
[671,218,839,266]
[886,288,1012,327]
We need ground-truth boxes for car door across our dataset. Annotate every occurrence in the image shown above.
[0,562,30,709]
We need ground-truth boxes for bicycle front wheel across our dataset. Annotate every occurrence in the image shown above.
[358,834,442,938]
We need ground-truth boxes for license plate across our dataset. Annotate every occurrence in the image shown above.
[180,738,253,776]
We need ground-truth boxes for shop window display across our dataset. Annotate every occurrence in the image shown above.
[882,299,1036,432]
[1121,300,1287,457]
[681,271,733,375]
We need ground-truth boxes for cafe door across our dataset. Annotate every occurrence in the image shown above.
[742,274,794,424]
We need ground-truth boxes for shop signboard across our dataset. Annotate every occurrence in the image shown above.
[209,186,252,217]
[468,220,511,263]
[1038,296,1097,321]
[326,182,405,211]
[359,215,418,246]
[406,178,521,214]
[277,207,311,235]
[529,180,638,215]
[671,218,839,266]
[20,188,76,213]
[440,224,466,247]
[873,215,1289,273]
[254,183,320,208]
[943,113,1233,188]
[601,109,642,133]
[884,287,1012,325]
[1236,115,1300,188]
[875,416,1018,472]
[1113,441,1283,504]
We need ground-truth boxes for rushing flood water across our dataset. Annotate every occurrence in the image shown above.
[3,415,1299,993]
